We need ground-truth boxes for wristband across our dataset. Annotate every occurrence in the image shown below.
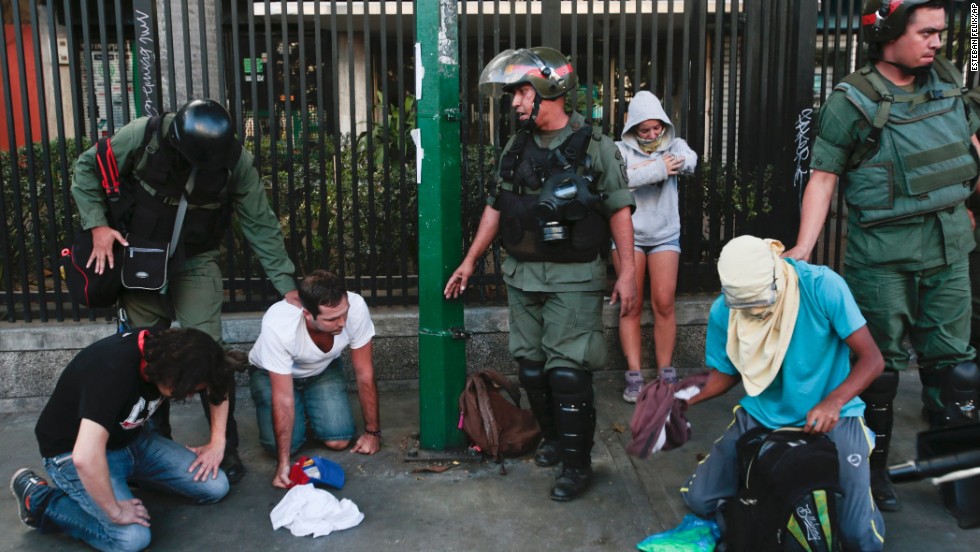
[365,429,382,438]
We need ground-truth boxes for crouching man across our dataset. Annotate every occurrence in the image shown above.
[10,328,235,552]
[249,270,381,489]
[680,236,886,551]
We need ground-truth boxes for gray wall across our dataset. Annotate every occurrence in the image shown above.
[0,295,714,413]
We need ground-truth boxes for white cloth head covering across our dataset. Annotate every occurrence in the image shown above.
[718,235,800,396]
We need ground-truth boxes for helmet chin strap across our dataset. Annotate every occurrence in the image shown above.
[880,58,933,79]
[519,93,543,131]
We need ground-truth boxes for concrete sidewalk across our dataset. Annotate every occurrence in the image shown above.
[1,371,976,551]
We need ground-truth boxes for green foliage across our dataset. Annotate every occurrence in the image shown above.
[242,125,419,280]
[695,159,775,222]
[1,138,89,291]
[356,91,417,170]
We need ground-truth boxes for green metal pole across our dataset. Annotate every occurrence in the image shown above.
[416,0,466,450]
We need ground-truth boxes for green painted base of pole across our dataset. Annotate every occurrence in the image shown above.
[418,333,467,450]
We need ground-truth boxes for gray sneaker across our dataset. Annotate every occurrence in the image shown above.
[10,468,47,528]
[623,371,644,403]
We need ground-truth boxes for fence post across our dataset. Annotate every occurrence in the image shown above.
[132,0,160,115]
[416,0,466,450]
[778,0,817,245]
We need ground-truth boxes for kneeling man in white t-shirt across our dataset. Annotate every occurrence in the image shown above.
[249,270,381,488]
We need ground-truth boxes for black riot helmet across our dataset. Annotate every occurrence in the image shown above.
[169,99,238,169]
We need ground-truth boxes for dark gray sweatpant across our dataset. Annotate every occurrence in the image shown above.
[680,406,885,551]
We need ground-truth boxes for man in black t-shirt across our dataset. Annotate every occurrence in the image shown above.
[9,328,236,551]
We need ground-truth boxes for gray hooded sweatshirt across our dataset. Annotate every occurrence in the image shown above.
[616,91,698,249]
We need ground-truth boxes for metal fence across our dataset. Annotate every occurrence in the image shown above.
[1,0,977,322]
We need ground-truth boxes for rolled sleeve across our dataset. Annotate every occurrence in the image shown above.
[810,92,864,176]
[593,137,635,216]
[71,119,149,230]
[810,136,851,175]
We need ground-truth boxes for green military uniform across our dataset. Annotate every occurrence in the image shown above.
[72,114,296,455]
[810,63,979,408]
[72,115,297,342]
[490,112,634,371]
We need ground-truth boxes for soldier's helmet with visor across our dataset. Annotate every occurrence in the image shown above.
[478,47,577,99]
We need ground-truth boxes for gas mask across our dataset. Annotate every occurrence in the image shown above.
[532,172,601,241]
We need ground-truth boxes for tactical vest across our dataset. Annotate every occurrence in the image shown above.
[836,57,978,227]
[104,115,240,256]
[494,124,608,263]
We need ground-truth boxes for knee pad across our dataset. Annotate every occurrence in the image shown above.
[548,367,593,403]
[861,370,899,406]
[517,359,548,390]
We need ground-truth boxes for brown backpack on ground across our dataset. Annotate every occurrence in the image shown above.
[458,370,540,461]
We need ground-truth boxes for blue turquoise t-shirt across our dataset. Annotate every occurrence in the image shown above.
[705,259,867,428]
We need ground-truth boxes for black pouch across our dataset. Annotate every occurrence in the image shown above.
[60,231,122,308]
[121,234,170,291]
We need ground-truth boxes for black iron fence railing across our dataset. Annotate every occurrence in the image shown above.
[0,1,976,322]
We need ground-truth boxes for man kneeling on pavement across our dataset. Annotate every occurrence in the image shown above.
[680,236,886,551]
[10,328,236,552]
[249,269,381,488]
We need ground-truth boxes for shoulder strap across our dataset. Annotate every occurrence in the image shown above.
[844,66,893,169]
[932,55,964,87]
[96,137,122,199]
[549,124,595,180]
[472,375,501,459]
[845,62,967,168]
[98,115,164,200]
[499,128,531,182]
[561,124,593,166]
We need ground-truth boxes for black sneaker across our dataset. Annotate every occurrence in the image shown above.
[220,450,246,484]
[870,469,900,512]
[10,468,47,528]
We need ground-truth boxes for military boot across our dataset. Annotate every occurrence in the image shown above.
[550,370,596,502]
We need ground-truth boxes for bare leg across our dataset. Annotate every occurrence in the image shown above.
[647,250,679,370]
[613,248,648,372]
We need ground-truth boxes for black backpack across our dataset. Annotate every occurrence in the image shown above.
[60,116,163,308]
[721,427,843,552]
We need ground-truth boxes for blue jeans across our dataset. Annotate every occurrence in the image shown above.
[32,429,229,552]
[250,360,356,456]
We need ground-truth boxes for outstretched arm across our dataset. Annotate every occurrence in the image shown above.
[686,369,740,407]
[783,170,839,261]
[444,206,500,299]
[608,207,637,316]
[269,371,297,488]
[350,341,381,455]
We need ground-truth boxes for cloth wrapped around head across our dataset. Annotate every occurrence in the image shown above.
[717,235,800,396]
